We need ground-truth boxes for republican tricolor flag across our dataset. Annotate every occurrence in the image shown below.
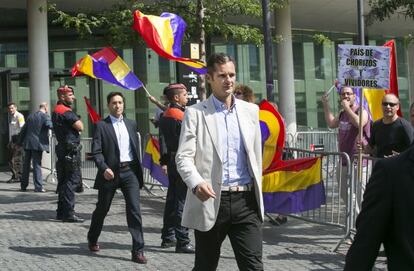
[142,135,169,187]
[259,100,325,214]
[132,10,207,74]
[364,39,401,121]
[72,47,143,90]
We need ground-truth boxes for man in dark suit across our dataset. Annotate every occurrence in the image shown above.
[87,92,147,264]
[344,147,414,271]
[19,102,53,192]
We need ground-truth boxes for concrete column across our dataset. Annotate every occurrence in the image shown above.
[27,0,50,113]
[275,4,297,142]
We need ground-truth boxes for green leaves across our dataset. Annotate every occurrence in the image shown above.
[48,0,286,47]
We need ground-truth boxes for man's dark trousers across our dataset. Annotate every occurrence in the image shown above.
[21,149,43,191]
[88,168,145,253]
[161,160,189,246]
[193,191,263,271]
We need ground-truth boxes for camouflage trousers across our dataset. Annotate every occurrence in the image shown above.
[8,142,23,180]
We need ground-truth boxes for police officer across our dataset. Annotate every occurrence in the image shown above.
[52,85,84,223]
[159,83,194,253]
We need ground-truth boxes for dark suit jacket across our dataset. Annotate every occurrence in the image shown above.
[19,111,53,151]
[344,146,414,271]
[92,116,144,189]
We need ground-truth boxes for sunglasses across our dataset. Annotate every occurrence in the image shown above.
[340,92,354,97]
[382,102,398,107]
[234,92,243,96]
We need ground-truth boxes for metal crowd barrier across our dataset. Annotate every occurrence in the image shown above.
[274,147,353,252]
[44,132,147,192]
[292,130,338,152]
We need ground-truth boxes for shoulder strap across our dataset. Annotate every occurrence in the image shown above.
[163,107,184,121]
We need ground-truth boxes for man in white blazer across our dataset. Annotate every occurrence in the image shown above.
[176,53,264,271]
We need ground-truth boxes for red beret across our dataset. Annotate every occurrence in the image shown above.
[57,85,74,95]
[163,83,187,95]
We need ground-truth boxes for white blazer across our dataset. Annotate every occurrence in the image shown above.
[176,96,264,231]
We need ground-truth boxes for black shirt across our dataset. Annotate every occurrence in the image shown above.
[369,117,414,158]
[52,101,81,145]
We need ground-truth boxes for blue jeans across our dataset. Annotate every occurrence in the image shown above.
[21,150,43,191]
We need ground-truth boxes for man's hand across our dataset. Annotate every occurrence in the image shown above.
[161,165,168,176]
[103,168,115,181]
[321,93,329,104]
[148,95,157,104]
[384,150,399,158]
[341,99,351,109]
[194,182,216,202]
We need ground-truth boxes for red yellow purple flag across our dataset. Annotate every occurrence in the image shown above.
[142,135,169,187]
[73,47,143,90]
[132,10,207,74]
[259,99,325,214]
[364,39,401,121]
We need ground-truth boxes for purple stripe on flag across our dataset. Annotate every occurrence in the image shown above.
[118,72,143,90]
[263,182,326,214]
[92,58,143,90]
[142,153,169,187]
[160,12,186,57]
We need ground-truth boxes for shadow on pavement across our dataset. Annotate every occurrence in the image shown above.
[9,243,131,262]
[0,209,92,222]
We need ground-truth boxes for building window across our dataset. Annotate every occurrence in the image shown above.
[293,42,304,80]
[396,41,407,78]
[314,43,325,79]
[295,93,307,126]
[249,45,261,81]
[159,57,170,83]
[64,51,76,69]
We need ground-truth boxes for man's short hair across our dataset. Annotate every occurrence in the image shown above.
[163,83,187,102]
[57,85,74,96]
[7,102,16,108]
[39,102,47,109]
[207,53,235,75]
[107,91,125,104]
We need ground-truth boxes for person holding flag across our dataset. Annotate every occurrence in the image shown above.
[321,85,370,203]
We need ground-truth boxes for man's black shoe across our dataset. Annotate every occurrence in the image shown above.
[161,240,177,248]
[175,244,195,254]
[7,178,16,183]
[62,215,84,223]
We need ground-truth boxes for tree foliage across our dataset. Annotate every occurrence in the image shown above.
[367,0,414,24]
[49,0,288,47]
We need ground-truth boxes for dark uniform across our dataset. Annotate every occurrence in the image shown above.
[159,103,190,248]
[52,100,82,220]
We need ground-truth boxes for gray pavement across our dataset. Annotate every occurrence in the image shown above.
[0,171,387,270]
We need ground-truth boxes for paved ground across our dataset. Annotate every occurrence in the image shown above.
[0,171,387,271]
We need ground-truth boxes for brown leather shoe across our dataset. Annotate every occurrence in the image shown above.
[88,242,100,252]
[131,251,147,264]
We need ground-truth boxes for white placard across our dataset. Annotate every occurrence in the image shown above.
[337,45,390,89]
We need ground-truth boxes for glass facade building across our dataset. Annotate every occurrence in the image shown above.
[0,3,412,165]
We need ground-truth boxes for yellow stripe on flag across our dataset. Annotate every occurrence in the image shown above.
[262,158,321,193]
[364,89,385,122]
[108,56,130,81]
[146,15,174,55]
[145,140,161,166]
[77,55,96,79]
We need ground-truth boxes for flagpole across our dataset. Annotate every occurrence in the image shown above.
[141,85,151,97]
[356,0,365,208]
